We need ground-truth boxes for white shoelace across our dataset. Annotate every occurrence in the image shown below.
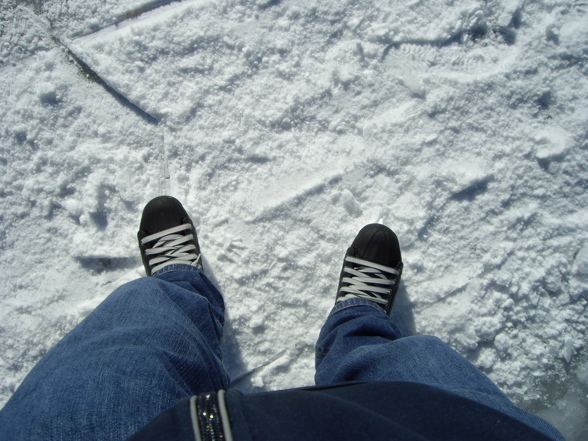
[337,256,400,305]
[140,223,201,274]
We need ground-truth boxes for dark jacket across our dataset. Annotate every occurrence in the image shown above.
[128,381,558,441]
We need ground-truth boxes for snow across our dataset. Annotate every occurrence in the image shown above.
[1,0,587,438]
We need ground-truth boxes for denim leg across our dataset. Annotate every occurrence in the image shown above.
[0,265,228,441]
[315,298,565,441]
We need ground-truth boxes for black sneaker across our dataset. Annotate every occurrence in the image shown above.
[336,224,403,314]
[137,196,202,276]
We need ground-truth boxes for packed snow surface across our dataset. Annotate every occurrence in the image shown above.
[1,0,588,439]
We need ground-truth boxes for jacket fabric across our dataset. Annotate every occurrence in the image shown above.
[127,381,555,441]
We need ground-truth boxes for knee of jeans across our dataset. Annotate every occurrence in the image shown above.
[415,335,445,345]
[406,335,444,346]
[119,276,156,290]
[405,335,454,356]
[108,277,164,305]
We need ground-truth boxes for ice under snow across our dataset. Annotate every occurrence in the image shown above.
[0,0,587,439]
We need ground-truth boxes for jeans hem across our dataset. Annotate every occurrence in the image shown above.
[329,297,386,317]
[153,264,201,277]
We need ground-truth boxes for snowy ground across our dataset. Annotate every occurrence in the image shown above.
[1,0,588,439]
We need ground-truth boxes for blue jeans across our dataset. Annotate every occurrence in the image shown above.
[0,266,563,441]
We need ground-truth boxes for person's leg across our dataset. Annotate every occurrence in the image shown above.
[1,196,227,441]
[314,299,563,440]
[316,298,513,401]
[0,264,228,441]
[315,224,564,441]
